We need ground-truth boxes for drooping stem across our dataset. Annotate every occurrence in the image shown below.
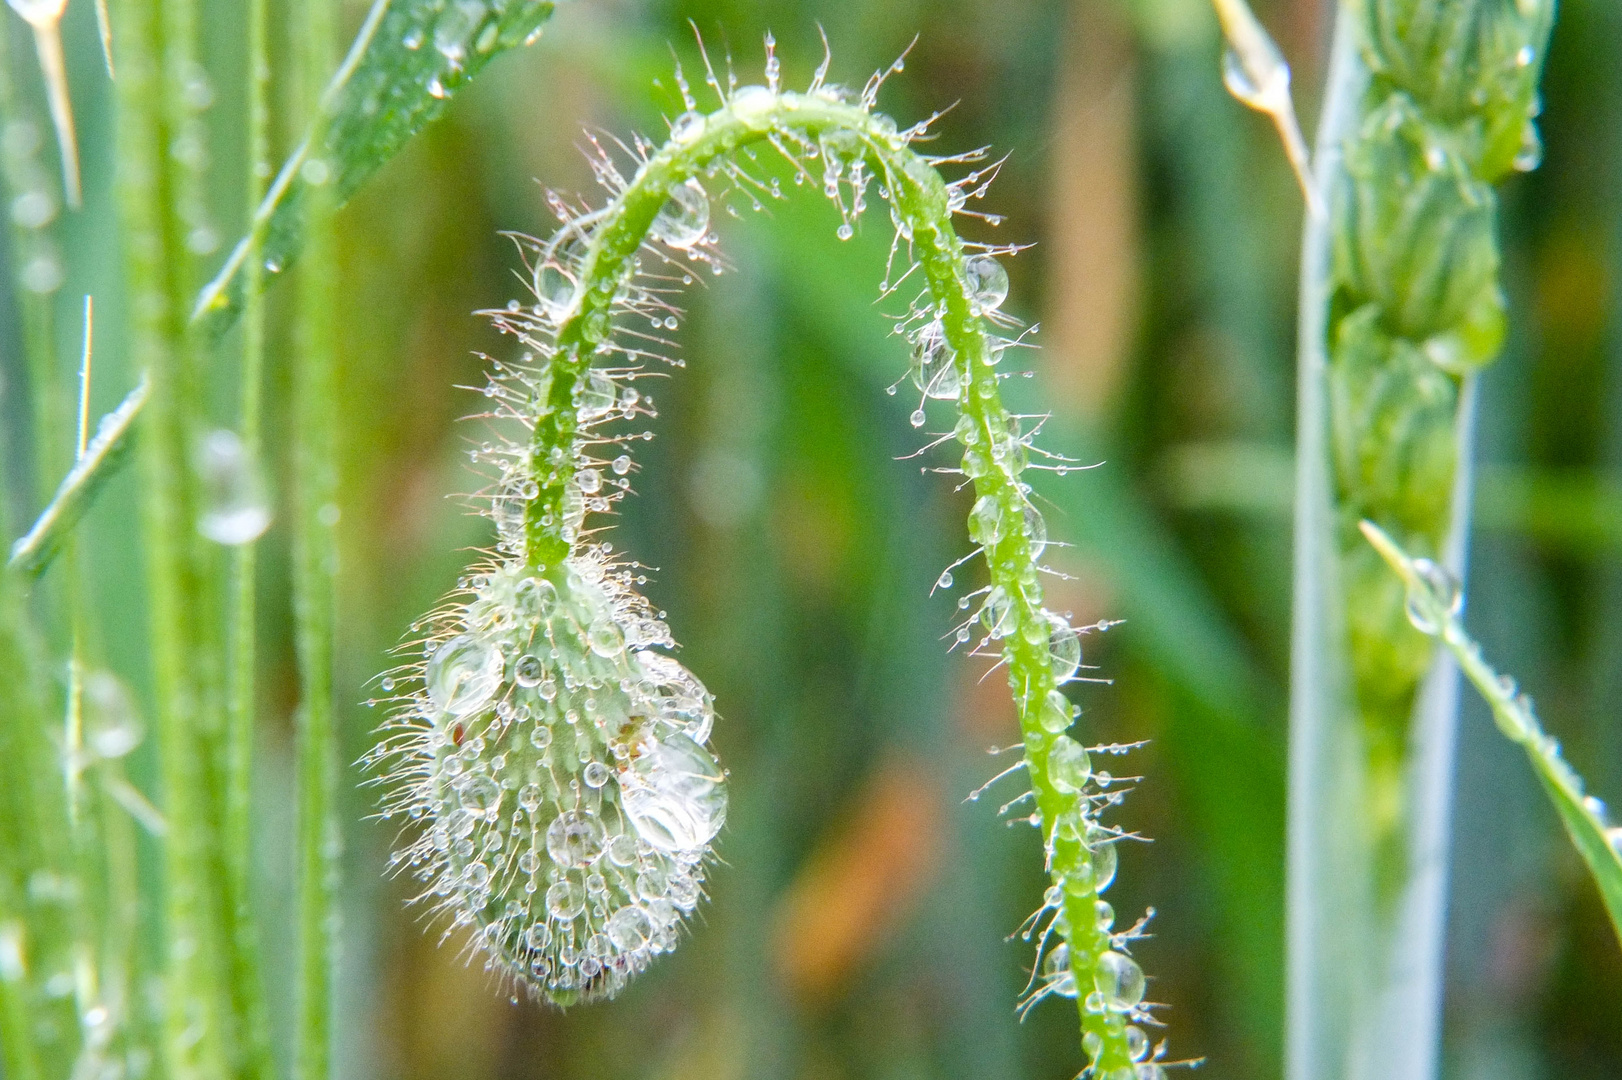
[512,87,1145,1075]
[291,0,340,1075]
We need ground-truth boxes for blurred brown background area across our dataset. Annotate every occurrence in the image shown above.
[10,0,1620,1076]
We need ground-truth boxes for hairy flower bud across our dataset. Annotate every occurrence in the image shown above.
[379,560,726,1003]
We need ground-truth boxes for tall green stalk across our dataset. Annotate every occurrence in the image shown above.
[292,0,340,1075]
[224,0,275,1072]
[109,0,234,1072]
[1289,1,1555,1077]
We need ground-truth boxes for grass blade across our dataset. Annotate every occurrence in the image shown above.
[1362,520,1622,947]
[15,0,559,579]
[192,0,558,335]
[7,378,148,577]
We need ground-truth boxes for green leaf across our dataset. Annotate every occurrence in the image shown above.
[192,0,557,336]
[11,0,558,576]
[1362,520,1622,947]
[6,377,148,577]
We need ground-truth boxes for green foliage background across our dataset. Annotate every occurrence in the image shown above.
[1,0,1618,1077]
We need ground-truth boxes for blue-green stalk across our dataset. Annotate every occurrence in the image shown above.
[292,0,340,1076]
[378,51,1162,1076]
[1289,1,1556,1077]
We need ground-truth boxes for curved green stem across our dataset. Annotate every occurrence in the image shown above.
[514,85,1147,1075]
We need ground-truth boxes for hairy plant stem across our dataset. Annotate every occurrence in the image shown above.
[519,91,1140,1074]
[292,0,340,1075]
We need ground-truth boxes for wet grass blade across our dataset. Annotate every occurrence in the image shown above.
[1363,520,1622,948]
[192,0,557,336]
[12,0,559,576]
[7,378,148,577]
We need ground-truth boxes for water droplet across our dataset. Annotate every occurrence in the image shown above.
[936,570,954,590]
[534,261,577,322]
[1404,558,1462,635]
[969,495,1006,547]
[546,810,606,868]
[651,178,710,249]
[980,586,1014,639]
[1606,826,1622,854]
[1048,616,1082,683]
[588,619,624,658]
[583,762,610,788]
[1136,1064,1167,1080]
[1093,951,1144,1011]
[963,255,1009,312]
[11,189,56,229]
[85,672,143,758]
[402,28,423,49]
[458,774,502,815]
[427,78,447,99]
[1220,43,1288,115]
[1024,506,1047,560]
[1038,689,1074,735]
[578,368,618,421]
[546,879,586,920]
[910,321,962,400]
[1095,899,1114,931]
[1042,943,1077,998]
[670,110,705,144]
[1516,45,1534,67]
[529,724,553,750]
[836,222,854,241]
[621,733,727,852]
[729,84,775,126]
[1513,119,1543,172]
[1089,837,1118,893]
[524,921,550,950]
[427,635,503,717]
[606,905,653,950]
[910,408,927,428]
[196,430,272,545]
[514,654,544,687]
[1047,735,1090,793]
[612,455,632,476]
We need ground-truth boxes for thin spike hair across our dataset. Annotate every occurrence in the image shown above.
[366,33,1169,1073]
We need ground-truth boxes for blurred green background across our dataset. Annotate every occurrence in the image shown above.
[2,0,1620,1077]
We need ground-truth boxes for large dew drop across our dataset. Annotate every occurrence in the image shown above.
[1403,557,1461,635]
[196,429,272,545]
[1047,616,1082,683]
[1047,735,1090,794]
[963,255,1009,312]
[651,178,710,249]
[1093,950,1145,1011]
[620,733,728,852]
[426,635,503,717]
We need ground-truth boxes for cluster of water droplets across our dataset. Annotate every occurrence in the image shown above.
[373,555,726,1003]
